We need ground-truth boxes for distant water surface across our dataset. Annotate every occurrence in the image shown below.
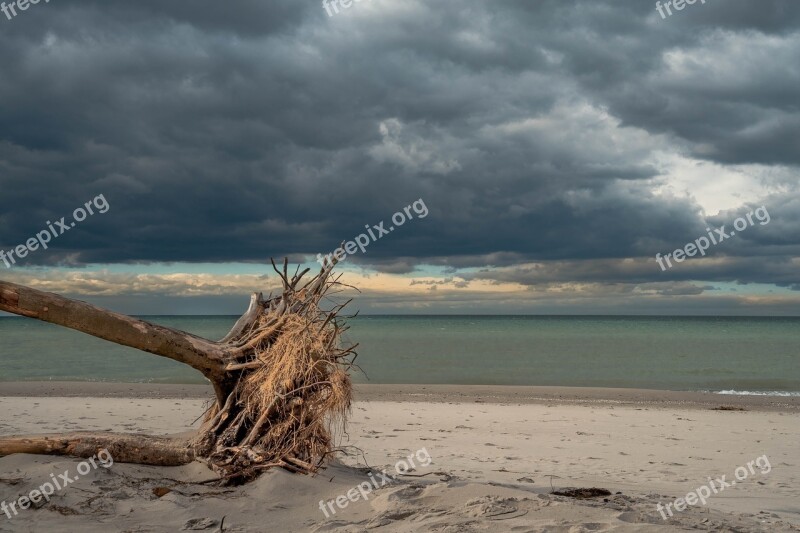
[0,316,798,395]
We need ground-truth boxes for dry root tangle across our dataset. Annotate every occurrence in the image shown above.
[0,258,358,485]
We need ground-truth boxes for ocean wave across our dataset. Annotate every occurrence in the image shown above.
[714,390,800,397]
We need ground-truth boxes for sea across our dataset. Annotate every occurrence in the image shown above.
[0,316,798,396]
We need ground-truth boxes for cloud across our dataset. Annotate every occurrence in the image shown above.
[369,119,461,174]
[0,0,798,313]
[0,270,283,297]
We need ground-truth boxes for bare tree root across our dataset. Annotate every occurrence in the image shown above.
[0,258,357,484]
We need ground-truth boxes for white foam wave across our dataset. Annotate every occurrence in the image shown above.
[714,390,800,397]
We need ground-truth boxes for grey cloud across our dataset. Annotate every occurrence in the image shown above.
[0,0,797,299]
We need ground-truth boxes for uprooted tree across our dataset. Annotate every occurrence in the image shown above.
[0,259,357,484]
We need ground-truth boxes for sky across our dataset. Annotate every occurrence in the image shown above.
[0,0,799,315]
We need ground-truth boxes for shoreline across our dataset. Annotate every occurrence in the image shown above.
[1,381,798,411]
[1,383,798,530]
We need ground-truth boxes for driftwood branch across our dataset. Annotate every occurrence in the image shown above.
[0,259,356,483]
[0,433,195,466]
[0,282,232,377]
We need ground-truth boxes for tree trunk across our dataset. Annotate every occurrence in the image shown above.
[0,259,355,483]
[0,433,195,466]
[0,281,235,403]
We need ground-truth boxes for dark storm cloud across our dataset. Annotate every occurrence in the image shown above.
[0,0,798,291]
[463,255,800,288]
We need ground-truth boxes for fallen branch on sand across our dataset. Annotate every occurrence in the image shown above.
[0,258,357,484]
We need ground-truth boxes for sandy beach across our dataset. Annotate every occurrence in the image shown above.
[0,383,798,532]
[2,0,799,530]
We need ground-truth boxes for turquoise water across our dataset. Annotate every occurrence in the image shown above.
[0,316,798,394]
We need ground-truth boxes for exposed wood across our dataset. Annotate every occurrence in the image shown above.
[0,282,233,378]
[0,259,356,484]
[0,433,196,466]
[219,292,263,343]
